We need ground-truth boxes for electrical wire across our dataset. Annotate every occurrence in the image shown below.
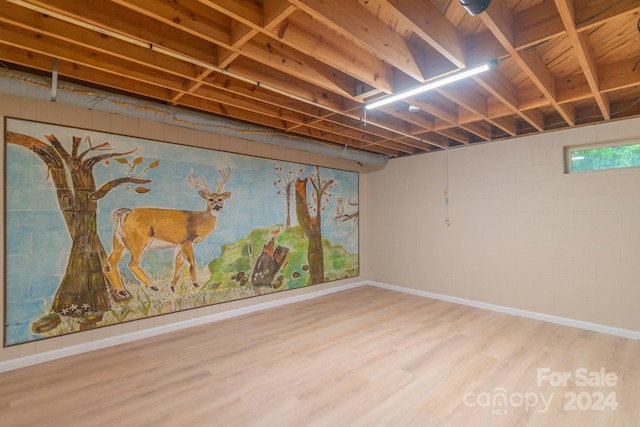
[444,148,451,226]
[547,96,640,130]
[575,0,626,26]
[489,96,640,139]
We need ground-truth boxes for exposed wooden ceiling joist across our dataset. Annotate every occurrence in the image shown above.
[0,0,638,159]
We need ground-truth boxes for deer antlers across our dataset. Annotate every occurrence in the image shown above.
[187,165,231,194]
[215,165,231,193]
[187,170,211,192]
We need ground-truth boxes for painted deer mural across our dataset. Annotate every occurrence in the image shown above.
[104,166,232,298]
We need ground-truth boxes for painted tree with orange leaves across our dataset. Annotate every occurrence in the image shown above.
[6,131,157,319]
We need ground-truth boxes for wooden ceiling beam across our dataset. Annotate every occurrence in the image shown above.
[110,0,237,104]
[555,58,640,104]
[339,107,448,150]
[274,13,396,95]
[598,58,640,93]
[383,0,525,140]
[466,29,509,65]
[5,39,375,152]
[554,0,610,120]
[514,0,565,50]
[196,83,412,154]
[0,25,190,92]
[511,0,640,50]
[288,0,424,81]
[1,3,352,126]
[306,124,412,155]
[360,138,422,155]
[211,63,437,153]
[491,116,518,137]
[356,111,442,150]
[390,136,438,152]
[0,21,396,157]
[385,0,467,68]
[458,108,483,125]
[220,60,346,112]
[113,0,231,43]
[1,0,639,158]
[412,132,456,148]
[287,112,419,153]
[380,107,435,132]
[26,0,220,63]
[238,35,356,99]
[519,109,545,132]
[263,0,297,29]
[200,70,325,118]
[407,38,458,82]
[410,96,458,126]
[16,29,370,153]
[116,0,365,103]
[0,43,175,101]
[460,121,492,140]
[481,1,576,126]
[180,93,402,157]
[189,0,399,97]
[383,0,527,140]
[438,84,487,118]
[198,0,294,69]
[171,72,212,105]
[290,113,410,154]
[431,128,471,145]
[575,0,640,31]
[439,80,522,137]
[378,106,473,145]
[195,0,263,27]
[518,86,552,110]
[0,4,201,80]
[475,69,545,131]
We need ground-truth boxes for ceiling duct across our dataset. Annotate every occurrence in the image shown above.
[0,68,388,167]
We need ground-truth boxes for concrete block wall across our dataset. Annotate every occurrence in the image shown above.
[366,117,640,331]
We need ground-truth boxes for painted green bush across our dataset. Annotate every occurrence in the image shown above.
[205,225,358,291]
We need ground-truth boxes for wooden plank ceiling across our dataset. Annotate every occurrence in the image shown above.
[1,0,639,158]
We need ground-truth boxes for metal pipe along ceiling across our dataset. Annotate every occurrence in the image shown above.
[0,69,388,167]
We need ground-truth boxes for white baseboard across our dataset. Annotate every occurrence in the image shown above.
[0,281,364,373]
[3,280,637,373]
[368,281,640,340]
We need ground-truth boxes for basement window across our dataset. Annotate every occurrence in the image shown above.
[565,141,640,173]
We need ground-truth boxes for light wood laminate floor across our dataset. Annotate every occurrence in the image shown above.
[1,286,638,426]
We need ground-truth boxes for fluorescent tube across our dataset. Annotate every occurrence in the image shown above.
[364,61,495,110]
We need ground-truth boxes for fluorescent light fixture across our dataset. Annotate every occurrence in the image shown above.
[364,61,496,110]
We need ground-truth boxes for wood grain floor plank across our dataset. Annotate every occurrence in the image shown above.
[0,286,637,426]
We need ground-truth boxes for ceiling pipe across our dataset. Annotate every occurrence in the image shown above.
[0,68,388,166]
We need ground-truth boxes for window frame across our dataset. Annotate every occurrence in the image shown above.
[564,139,640,174]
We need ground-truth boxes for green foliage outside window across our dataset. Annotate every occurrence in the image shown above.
[570,143,640,172]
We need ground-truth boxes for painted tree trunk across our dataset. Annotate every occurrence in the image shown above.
[251,237,289,287]
[51,212,111,315]
[295,178,324,285]
[285,185,292,228]
[52,171,111,315]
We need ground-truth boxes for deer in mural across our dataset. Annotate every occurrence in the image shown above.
[104,166,232,297]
